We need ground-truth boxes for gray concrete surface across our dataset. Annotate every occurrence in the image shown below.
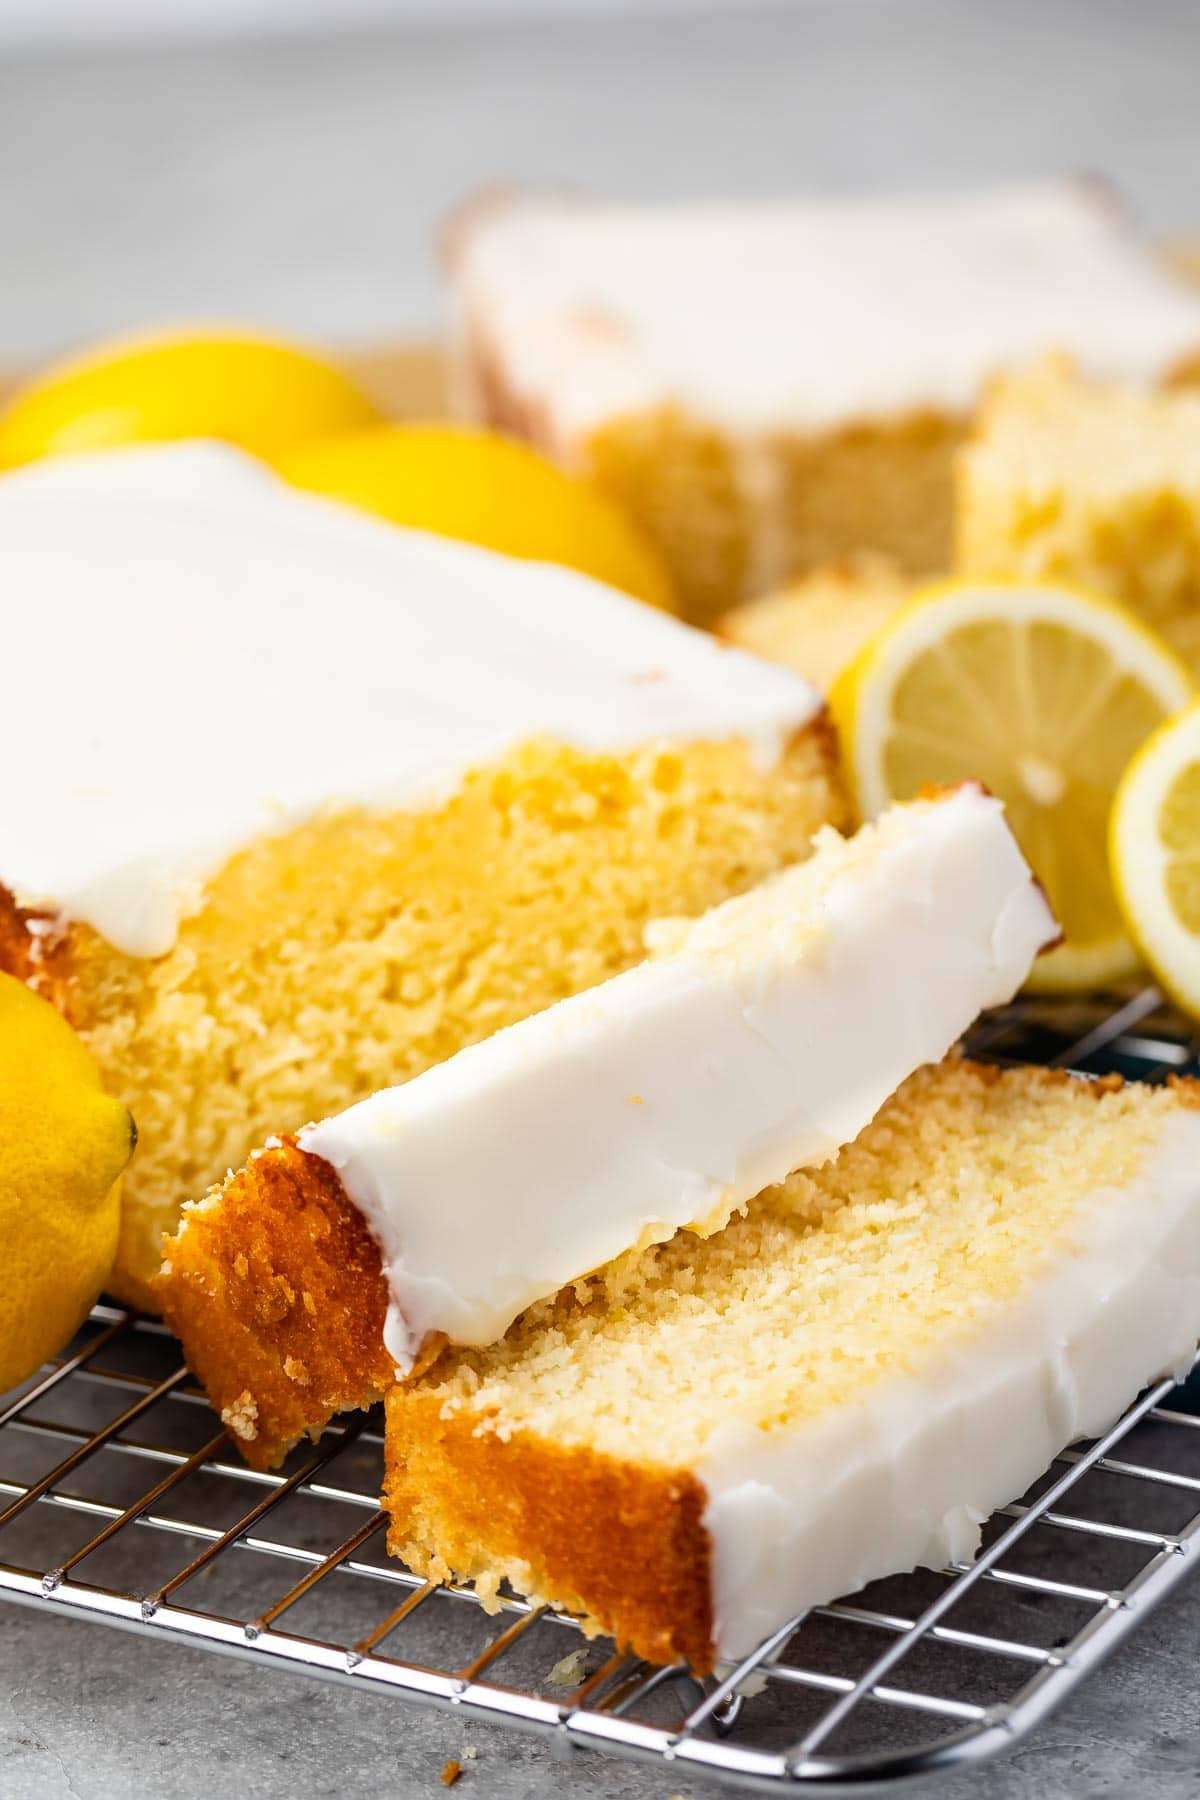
[2,1583,1199,1800]
[2,5,1200,1794]
[1,0,1200,362]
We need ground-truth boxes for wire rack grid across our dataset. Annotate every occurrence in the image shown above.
[1,987,1199,1795]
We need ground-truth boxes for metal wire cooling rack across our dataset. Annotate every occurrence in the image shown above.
[1,986,1199,1795]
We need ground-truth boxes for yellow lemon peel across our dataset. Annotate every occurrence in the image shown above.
[0,973,135,1396]
[831,579,1193,991]
[0,328,379,469]
[1111,698,1200,1019]
[278,422,677,613]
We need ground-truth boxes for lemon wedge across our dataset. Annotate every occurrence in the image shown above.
[0,328,380,469]
[0,973,135,1395]
[1110,698,1200,1018]
[278,423,678,613]
[831,580,1194,991]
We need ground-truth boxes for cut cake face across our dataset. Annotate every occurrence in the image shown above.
[448,183,1200,618]
[717,553,911,692]
[383,1061,1200,1673]
[957,356,1200,675]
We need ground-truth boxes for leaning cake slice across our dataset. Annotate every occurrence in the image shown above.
[383,1060,1200,1673]
[158,785,1056,1468]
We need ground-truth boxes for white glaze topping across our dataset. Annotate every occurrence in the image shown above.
[452,182,1200,446]
[299,787,1058,1368]
[702,1107,1200,1661]
[0,443,821,957]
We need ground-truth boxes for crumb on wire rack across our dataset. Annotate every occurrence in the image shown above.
[545,1646,589,1687]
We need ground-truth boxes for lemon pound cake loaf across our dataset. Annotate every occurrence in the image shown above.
[157,785,1056,1469]
[957,358,1200,674]
[717,554,911,692]
[447,183,1200,623]
[0,444,842,1307]
[383,1061,1200,1673]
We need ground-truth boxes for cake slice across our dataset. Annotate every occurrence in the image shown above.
[157,785,1056,1468]
[956,357,1200,674]
[383,1061,1200,1673]
[448,182,1200,622]
[0,442,841,1306]
[716,553,911,692]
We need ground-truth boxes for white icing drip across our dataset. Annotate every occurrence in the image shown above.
[0,443,821,957]
[701,1109,1200,1661]
[298,788,1058,1367]
[454,183,1200,443]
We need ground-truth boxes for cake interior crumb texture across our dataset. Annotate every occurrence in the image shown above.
[7,729,840,1307]
[716,553,912,691]
[449,188,1200,623]
[957,357,1200,675]
[384,1061,1200,1670]
[470,345,959,625]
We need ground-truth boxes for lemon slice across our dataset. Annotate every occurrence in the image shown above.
[278,423,677,613]
[831,580,1194,991]
[1110,699,1200,1017]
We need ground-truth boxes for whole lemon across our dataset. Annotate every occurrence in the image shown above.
[278,423,678,613]
[0,328,380,470]
[0,973,135,1395]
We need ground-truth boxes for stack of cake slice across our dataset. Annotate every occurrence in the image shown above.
[157,782,1057,1464]
[158,777,1200,1671]
[8,271,1199,1681]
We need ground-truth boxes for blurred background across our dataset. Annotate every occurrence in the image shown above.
[1,0,1199,365]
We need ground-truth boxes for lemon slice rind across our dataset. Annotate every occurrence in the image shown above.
[832,578,1194,994]
[1111,698,1200,1020]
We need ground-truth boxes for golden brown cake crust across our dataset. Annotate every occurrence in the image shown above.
[0,884,76,1018]
[155,1139,393,1471]
[383,1386,715,1673]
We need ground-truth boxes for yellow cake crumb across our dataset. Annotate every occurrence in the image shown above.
[383,1059,1200,1672]
[545,1647,589,1687]
[956,357,1200,673]
[409,1063,1184,1463]
[15,731,840,1306]
[717,553,912,691]
[220,1390,259,1443]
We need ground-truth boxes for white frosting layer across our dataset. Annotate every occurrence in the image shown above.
[299,788,1057,1367]
[702,1107,1200,1662]
[454,183,1200,444]
[0,444,820,958]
